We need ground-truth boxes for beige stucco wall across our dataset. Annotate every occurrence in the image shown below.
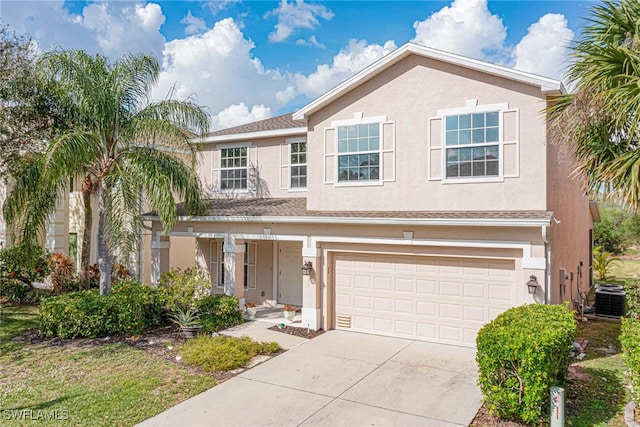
[197,134,307,199]
[304,55,549,212]
[546,131,594,305]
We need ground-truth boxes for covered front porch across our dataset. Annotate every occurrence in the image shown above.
[148,228,322,330]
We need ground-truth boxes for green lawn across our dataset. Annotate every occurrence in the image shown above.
[0,304,216,426]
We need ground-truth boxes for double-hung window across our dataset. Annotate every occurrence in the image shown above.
[290,142,307,189]
[445,111,499,178]
[220,147,247,190]
[337,123,380,182]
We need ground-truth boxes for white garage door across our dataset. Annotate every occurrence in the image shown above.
[334,253,517,346]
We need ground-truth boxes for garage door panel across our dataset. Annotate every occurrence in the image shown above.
[335,253,516,346]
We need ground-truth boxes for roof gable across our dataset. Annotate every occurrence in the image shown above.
[292,42,564,121]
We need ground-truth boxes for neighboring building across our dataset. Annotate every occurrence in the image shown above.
[146,42,598,347]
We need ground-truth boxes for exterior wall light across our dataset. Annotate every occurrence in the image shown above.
[527,275,539,295]
[301,260,312,276]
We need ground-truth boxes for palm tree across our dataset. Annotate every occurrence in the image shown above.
[3,50,208,295]
[547,0,640,209]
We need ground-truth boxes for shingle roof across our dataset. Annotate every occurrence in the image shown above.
[157,198,552,224]
[206,113,304,137]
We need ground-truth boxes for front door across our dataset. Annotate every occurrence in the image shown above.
[278,241,302,306]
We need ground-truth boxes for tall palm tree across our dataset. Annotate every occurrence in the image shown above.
[547,0,640,209]
[3,50,208,295]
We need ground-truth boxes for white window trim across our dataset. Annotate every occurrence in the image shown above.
[437,103,509,183]
[286,137,307,191]
[217,144,251,193]
[332,115,388,186]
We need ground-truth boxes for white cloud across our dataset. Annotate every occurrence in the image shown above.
[267,0,334,43]
[211,103,272,130]
[296,35,325,49]
[512,14,573,80]
[0,0,166,59]
[181,11,207,35]
[204,0,241,15]
[295,39,397,98]
[412,0,506,60]
[152,18,293,129]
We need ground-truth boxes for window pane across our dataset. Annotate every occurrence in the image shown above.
[370,153,379,166]
[369,124,380,136]
[472,161,485,176]
[472,113,485,128]
[486,112,499,127]
[446,116,458,131]
[338,127,347,139]
[299,153,306,163]
[473,147,486,160]
[338,140,347,153]
[486,145,499,159]
[348,140,358,152]
[370,137,379,151]
[459,130,471,144]
[446,164,458,178]
[459,148,471,161]
[486,160,499,176]
[459,114,471,129]
[348,125,357,138]
[472,128,485,143]
[348,155,358,166]
[460,162,471,176]
[486,127,499,142]
[358,139,369,152]
[338,156,348,167]
[359,124,369,137]
[370,167,379,180]
[446,148,458,161]
[446,131,458,146]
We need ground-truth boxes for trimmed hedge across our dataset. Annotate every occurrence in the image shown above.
[620,318,640,404]
[476,304,576,425]
[626,279,640,321]
[39,280,162,338]
[194,294,243,333]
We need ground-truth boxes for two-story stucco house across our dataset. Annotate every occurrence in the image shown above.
[145,43,598,347]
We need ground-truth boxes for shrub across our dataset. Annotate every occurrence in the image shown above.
[0,243,50,287]
[158,267,211,313]
[592,246,622,281]
[0,281,52,303]
[620,318,640,404]
[180,335,279,372]
[626,279,640,321]
[476,304,576,425]
[39,281,162,338]
[86,262,131,289]
[194,294,243,333]
[48,253,76,294]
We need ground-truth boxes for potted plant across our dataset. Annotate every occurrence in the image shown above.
[169,308,202,339]
[245,302,258,320]
[283,304,296,323]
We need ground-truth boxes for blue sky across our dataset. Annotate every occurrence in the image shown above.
[0,0,596,129]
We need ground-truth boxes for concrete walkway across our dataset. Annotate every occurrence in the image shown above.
[139,330,482,426]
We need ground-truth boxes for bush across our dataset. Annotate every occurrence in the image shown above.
[592,246,621,281]
[48,252,76,294]
[158,267,211,313]
[620,318,640,404]
[626,279,640,321]
[180,335,279,372]
[194,294,243,333]
[39,281,162,338]
[476,304,576,425]
[0,281,52,303]
[0,243,50,288]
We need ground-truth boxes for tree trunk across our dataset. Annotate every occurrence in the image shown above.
[79,175,92,290]
[97,184,112,295]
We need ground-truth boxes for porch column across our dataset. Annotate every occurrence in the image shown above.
[150,235,170,285]
[223,234,236,296]
[301,246,321,330]
[233,239,246,308]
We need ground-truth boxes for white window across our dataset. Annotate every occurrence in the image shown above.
[220,147,248,190]
[337,123,380,182]
[445,111,499,178]
[210,240,256,290]
[290,141,307,189]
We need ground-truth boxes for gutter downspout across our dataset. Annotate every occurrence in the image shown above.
[542,225,551,304]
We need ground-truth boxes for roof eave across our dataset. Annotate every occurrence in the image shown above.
[143,214,552,228]
[201,127,307,143]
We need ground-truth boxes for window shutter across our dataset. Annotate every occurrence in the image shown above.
[210,240,222,288]
[381,121,396,182]
[324,127,336,184]
[428,117,443,180]
[502,109,519,178]
[279,143,288,190]
[247,242,257,289]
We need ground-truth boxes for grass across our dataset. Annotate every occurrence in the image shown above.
[0,303,217,426]
[567,320,627,427]
[610,258,640,281]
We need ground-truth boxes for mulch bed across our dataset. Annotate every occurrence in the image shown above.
[267,324,325,339]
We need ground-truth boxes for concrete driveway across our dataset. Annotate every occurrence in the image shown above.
[139,330,482,426]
